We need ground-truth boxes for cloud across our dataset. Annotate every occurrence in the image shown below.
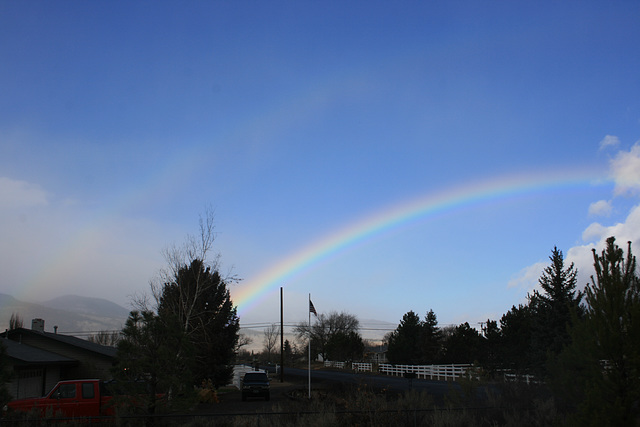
[582,222,607,242]
[0,177,49,209]
[507,261,546,293]
[588,200,612,217]
[512,142,640,297]
[611,142,640,196]
[599,135,620,150]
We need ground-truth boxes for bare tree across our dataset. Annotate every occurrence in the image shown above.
[294,311,360,361]
[134,206,237,316]
[88,330,121,346]
[236,333,253,353]
[263,323,279,361]
[9,313,23,330]
[128,207,241,387]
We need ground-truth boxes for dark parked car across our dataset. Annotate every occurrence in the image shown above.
[241,371,270,401]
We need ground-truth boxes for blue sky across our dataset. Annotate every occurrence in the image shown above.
[1,1,640,335]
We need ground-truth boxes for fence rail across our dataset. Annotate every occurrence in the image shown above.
[379,363,471,381]
[322,361,472,381]
[352,362,373,372]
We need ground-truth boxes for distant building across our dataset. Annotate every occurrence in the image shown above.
[1,318,116,399]
[364,342,388,364]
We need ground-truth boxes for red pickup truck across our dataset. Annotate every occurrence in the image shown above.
[5,379,117,419]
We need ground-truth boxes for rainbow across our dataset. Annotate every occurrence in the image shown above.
[233,168,609,315]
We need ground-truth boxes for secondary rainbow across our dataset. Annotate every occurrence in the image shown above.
[233,168,608,315]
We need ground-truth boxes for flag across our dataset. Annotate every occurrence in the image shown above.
[309,300,317,316]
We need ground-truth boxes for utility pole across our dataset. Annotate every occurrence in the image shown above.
[280,287,284,383]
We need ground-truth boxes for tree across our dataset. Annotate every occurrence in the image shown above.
[127,209,240,389]
[529,246,583,376]
[158,258,239,387]
[113,310,194,416]
[552,237,640,425]
[386,309,442,365]
[421,309,443,363]
[263,323,279,362]
[386,311,424,364]
[88,330,121,346]
[325,330,364,362]
[294,311,360,362]
[9,313,22,330]
[236,333,253,354]
[480,319,501,370]
[283,339,294,365]
[497,304,533,373]
[441,322,484,364]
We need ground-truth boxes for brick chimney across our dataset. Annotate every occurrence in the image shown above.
[31,318,45,333]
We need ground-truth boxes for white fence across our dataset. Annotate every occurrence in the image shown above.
[352,362,373,372]
[324,361,373,372]
[379,364,471,381]
[324,361,345,369]
[322,361,471,381]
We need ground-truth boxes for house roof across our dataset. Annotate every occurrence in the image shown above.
[1,328,117,359]
[1,338,77,366]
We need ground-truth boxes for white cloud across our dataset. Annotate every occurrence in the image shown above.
[0,177,49,209]
[570,204,640,291]
[588,200,612,217]
[512,142,640,297]
[599,134,620,150]
[611,142,640,196]
[581,204,640,246]
[507,261,546,293]
[582,222,607,242]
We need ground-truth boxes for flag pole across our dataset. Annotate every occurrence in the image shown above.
[308,293,311,399]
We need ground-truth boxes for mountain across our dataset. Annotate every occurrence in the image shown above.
[43,295,130,319]
[0,293,129,336]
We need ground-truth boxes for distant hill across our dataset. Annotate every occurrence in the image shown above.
[43,295,130,319]
[0,293,129,336]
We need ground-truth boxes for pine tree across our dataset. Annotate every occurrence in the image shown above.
[498,304,533,373]
[158,259,240,388]
[113,310,194,415]
[386,311,424,364]
[422,309,442,363]
[552,237,640,425]
[529,246,583,376]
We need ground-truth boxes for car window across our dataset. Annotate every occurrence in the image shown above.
[51,384,76,399]
[244,373,268,381]
[82,383,95,399]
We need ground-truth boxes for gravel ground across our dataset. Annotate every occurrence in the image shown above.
[191,379,306,415]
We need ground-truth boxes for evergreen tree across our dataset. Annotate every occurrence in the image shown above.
[481,319,500,370]
[552,237,640,425]
[325,330,364,362]
[441,322,484,364]
[158,259,240,388]
[386,311,424,364]
[113,310,194,416]
[422,309,443,363]
[498,304,533,372]
[529,246,583,376]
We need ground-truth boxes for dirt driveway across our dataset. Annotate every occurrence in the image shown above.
[192,380,304,415]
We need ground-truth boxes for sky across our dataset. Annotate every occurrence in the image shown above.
[1,1,640,338]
